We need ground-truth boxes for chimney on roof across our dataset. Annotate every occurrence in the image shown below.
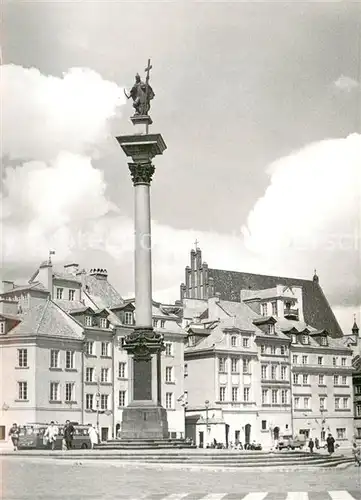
[89,268,108,280]
[64,263,79,275]
[313,269,319,284]
[1,280,14,293]
[38,260,53,296]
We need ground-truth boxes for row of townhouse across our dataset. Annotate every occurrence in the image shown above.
[181,247,359,449]
[0,261,186,442]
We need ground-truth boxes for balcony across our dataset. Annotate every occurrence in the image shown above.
[284,308,299,320]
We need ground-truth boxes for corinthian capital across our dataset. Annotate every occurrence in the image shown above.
[128,162,155,185]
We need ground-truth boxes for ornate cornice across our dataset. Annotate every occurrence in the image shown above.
[128,162,155,185]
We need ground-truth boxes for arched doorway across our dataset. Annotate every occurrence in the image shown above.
[245,424,251,445]
[273,426,280,441]
[115,423,121,438]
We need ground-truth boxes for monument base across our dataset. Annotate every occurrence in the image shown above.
[121,403,169,439]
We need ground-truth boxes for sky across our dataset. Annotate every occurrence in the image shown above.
[1,0,361,332]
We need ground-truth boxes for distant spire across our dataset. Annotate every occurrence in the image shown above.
[352,314,359,335]
[313,269,319,283]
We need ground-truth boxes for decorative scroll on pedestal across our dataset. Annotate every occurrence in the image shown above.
[123,327,165,360]
[128,162,155,186]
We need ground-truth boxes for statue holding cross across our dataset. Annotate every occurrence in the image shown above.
[125,59,155,116]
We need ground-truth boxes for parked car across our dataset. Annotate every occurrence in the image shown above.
[276,435,305,450]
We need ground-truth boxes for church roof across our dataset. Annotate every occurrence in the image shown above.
[208,269,343,338]
[82,274,124,308]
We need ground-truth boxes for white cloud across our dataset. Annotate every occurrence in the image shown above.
[333,75,360,93]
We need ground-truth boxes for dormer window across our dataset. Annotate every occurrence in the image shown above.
[0,321,5,334]
[68,289,75,301]
[320,336,328,346]
[124,312,133,325]
[301,334,309,345]
[99,317,107,329]
[261,303,268,316]
[268,324,275,335]
[160,320,165,328]
[242,337,249,348]
[271,301,278,316]
[291,334,297,344]
[56,288,63,300]
[231,335,237,347]
[85,315,92,327]
[153,319,158,328]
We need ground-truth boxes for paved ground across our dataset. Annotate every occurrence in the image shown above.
[1,457,361,499]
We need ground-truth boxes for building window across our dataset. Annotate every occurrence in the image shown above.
[165,343,173,356]
[342,397,349,409]
[118,362,126,378]
[335,397,340,410]
[99,318,107,329]
[320,336,327,346]
[304,397,309,409]
[318,374,325,385]
[281,390,288,404]
[319,397,326,410]
[100,394,108,410]
[165,392,173,409]
[271,301,278,316]
[341,357,346,367]
[336,428,346,439]
[243,358,250,374]
[85,394,93,410]
[260,345,265,354]
[50,350,59,369]
[18,349,28,368]
[318,356,323,365]
[18,381,28,400]
[65,383,74,402]
[230,335,237,347]
[68,289,75,301]
[293,373,299,385]
[333,357,337,366]
[242,337,249,348]
[294,396,300,409]
[153,319,158,328]
[232,387,238,402]
[85,367,94,382]
[302,374,309,385]
[271,365,277,380]
[292,355,298,364]
[243,387,250,402]
[262,389,268,405]
[341,375,347,385]
[85,315,92,327]
[231,358,238,373]
[291,334,297,344]
[268,324,275,335]
[66,351,74,370]
[119,390,126,407]
[56,288,63,300]
[301,334,309,345]
[262,419,267,430]
[184,363,188,377]
[355,386,361,395]
[356,405,361,417]
[261,365,267,379]
[85,341,94,356]
[281,366,287,380]
[271,389,278,404]
[0,321,5,334]
[302,355,308,365]
[101,368,109,383]
[219,357,227,373]
[333,375,339,385]
[219,386,226,402]
[124,312,133,325]
[160,320,165,328]
[50,382,60,401]
[270,346,276,355]
[101,342,110,357]
[165,366,173,383]
[261,303,268,316]
[280,345,286,355]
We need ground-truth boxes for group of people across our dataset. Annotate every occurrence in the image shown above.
[308,433,335,454]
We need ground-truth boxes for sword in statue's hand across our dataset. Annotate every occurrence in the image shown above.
[124,89,131,99]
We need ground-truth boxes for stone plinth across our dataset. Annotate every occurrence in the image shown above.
[121,403,168,439]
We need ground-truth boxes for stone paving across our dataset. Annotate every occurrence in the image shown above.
[1,457,361,499]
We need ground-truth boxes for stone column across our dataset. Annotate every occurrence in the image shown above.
[116,129,169,439]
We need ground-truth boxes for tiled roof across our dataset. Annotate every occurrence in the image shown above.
[218,300,260,331]
[208,269,343,338]
[53,272,81,283]
[53,300,87,312]
[82,275,123,308]
[1,282,48,295]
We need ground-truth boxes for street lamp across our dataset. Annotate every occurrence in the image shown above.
[95,381,101,436]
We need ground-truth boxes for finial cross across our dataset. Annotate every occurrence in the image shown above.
[194,239,199,251]
[144,59,152,84]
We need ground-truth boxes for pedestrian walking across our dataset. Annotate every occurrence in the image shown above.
[326,433,335,455]
[8,423,19,451]
[308,438,314,453]
[352,442,361,466]
[63,420,75,450]
[44,421,59,450]
[88,425,98,449]
[314,437,319,450]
